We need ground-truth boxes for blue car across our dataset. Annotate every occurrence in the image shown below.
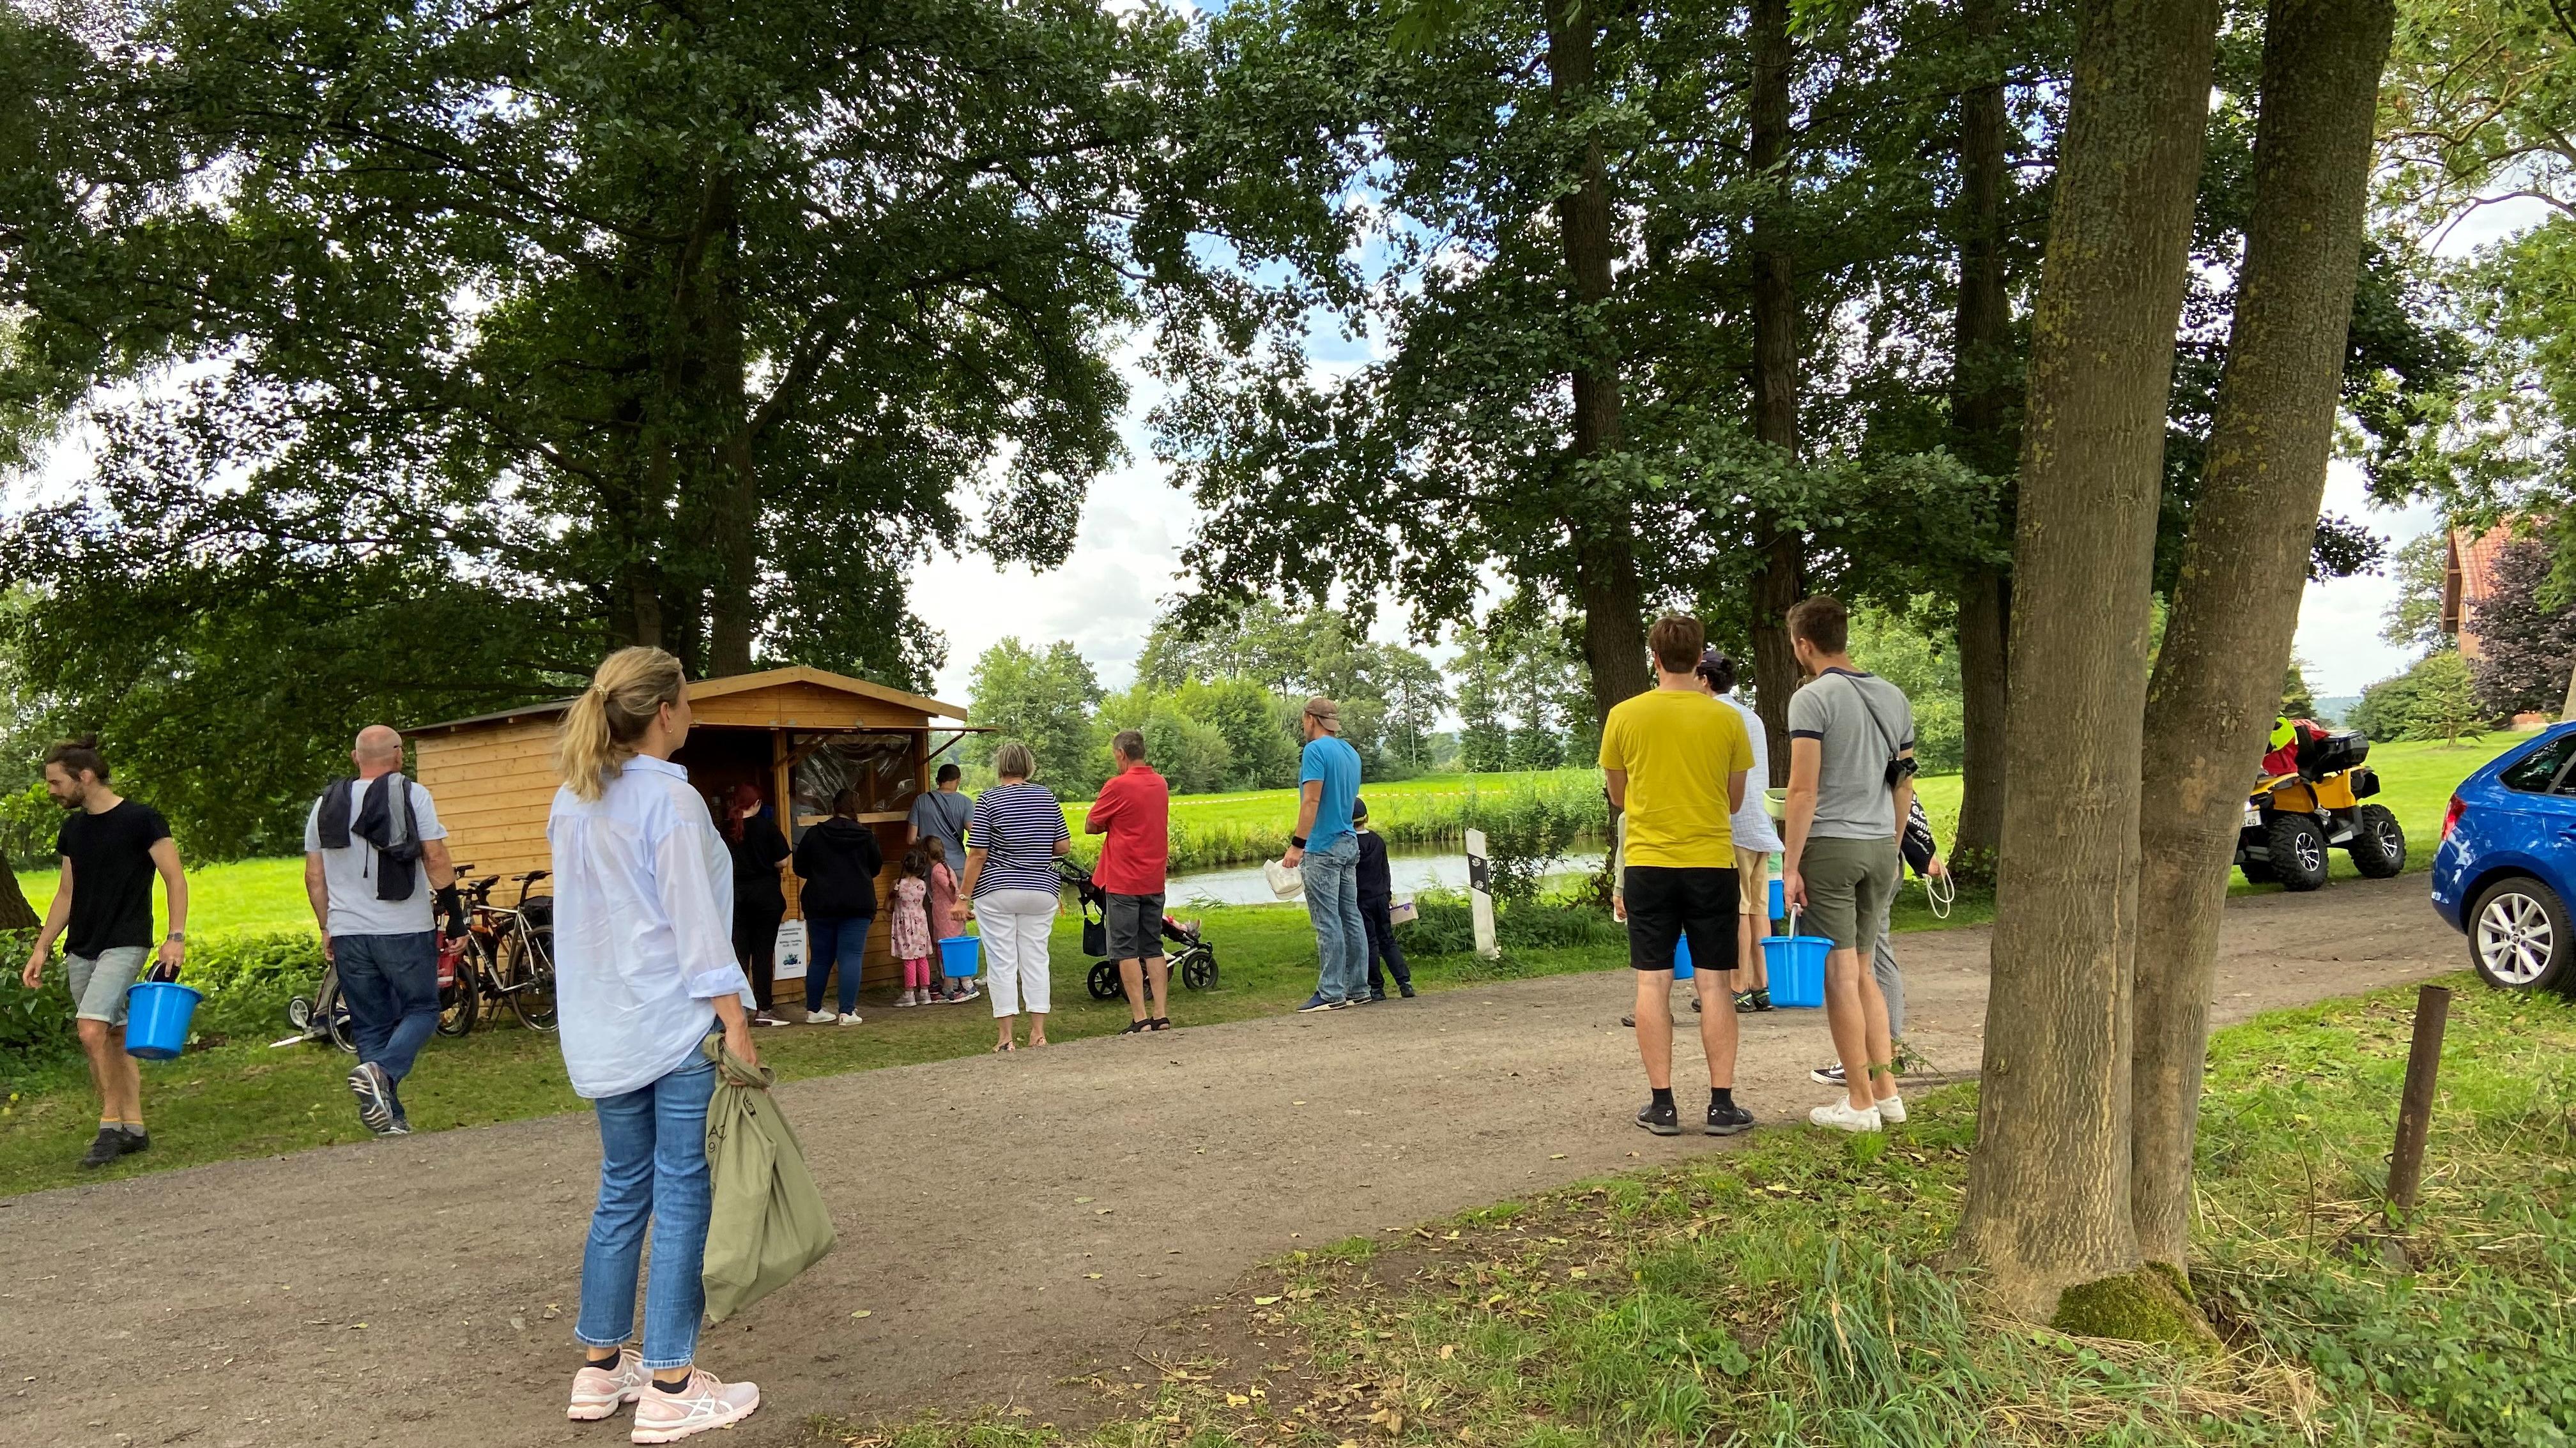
[2431,722,2576,991]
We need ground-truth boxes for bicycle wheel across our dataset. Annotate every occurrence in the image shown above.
[315,968,357,1053]
[436,949,479,1038]
[504,928,558,1032]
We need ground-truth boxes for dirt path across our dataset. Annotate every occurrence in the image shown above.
[0,878,2465,1448]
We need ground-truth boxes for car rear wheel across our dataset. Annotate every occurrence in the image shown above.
[2469,877,2570,993]
[2266,813,2331,891]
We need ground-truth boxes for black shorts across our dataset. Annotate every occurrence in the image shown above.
[1625,866,1740,973]
[1105,892,1166,961]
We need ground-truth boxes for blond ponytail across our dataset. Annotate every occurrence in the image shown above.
[555,646,687,800]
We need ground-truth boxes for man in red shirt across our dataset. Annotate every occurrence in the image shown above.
[1085,729,1174,1032]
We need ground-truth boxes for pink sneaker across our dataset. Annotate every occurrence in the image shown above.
[567,1353,646,1421]
[629,1369,759,1443]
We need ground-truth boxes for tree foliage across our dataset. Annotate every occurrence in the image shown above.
[2466,537,2576,718]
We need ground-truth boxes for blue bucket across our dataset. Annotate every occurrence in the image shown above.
[1761,934,1830,1009]
[937,935,981,979]
[124,980,203,1060]
[1767,877,1786,920]
[1672,934,1694,980]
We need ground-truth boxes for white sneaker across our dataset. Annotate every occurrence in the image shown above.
[567,1352,646,1421]
[804,1010,835,1025]
[1809,1100,1883,1133]
[1874,1095,1908,1124]
[629,1369,759,1443]
[836,1012,862,1026]
[896,989,919,1009]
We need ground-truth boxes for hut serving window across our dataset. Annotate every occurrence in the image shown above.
[793,734,921,819]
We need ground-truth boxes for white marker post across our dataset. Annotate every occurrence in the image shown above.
[1466,827,1499,959]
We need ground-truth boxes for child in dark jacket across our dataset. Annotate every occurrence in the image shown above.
[1353,799,1413,1001]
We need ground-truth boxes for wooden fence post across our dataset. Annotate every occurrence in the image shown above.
[2386,983,2452,1228]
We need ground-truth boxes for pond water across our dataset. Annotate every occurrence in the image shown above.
[1162,844,1611,907]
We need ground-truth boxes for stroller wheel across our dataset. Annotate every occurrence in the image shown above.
[1181,950,1217,992]
[1087,960,1121,1000]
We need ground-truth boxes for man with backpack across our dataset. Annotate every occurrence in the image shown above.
[1779,595,1916,1133]
[306,725,457,1136]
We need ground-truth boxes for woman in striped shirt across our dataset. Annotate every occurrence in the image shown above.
[960,741,1071,1051]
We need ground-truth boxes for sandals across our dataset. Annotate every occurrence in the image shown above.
[1119,1020,1153,1035]
[1148,1017,1171,1032]
[992,1040,1015,1054]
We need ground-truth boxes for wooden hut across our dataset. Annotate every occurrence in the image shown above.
[410,667,971,1005]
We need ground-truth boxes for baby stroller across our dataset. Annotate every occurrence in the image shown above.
[1059,858,1222,1000]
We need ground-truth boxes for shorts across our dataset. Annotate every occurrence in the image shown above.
[1624,866,1740,974]
[1736,846,1772,917]
[67,946,150,1026]
[1104,892,1166,961]
[1799,835,1900,950]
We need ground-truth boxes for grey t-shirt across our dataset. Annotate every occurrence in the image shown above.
[908,788,972,872]
[1786,669,1915,841]
[303,779,448,936]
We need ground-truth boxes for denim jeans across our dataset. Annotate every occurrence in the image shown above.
[334,932,440,1110]
[804,915,873,1015]
[1301,835,1367,1003]
[577,1053,717,1371]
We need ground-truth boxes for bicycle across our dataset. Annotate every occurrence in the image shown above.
[277,959,356,1053]
[436,867,558,1036]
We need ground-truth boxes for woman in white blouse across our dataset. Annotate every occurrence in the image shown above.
[548,648,764,1442]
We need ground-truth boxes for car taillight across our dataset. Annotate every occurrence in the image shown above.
[2441,793,2466,841]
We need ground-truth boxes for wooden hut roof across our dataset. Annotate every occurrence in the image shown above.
[409,666,967,737]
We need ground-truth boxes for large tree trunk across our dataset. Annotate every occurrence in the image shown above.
[698,174,759,676]
[1745,0,1802,781]
[1549,1,1649,725]
[1952,0,2220,1320]
[2129,0,2393,1269]
[1949,0,2014,878]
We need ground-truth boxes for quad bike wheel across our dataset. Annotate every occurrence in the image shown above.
[2346,804,2407,879]
[1087,960,1121,1000]
[2266,812,2331,892]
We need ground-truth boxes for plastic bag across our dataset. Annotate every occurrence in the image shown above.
[700,1034,835,1324]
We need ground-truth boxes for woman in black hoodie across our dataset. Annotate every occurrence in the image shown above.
[793,789,882,1024]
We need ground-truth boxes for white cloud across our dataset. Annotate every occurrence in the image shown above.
[2292,459,2441,697]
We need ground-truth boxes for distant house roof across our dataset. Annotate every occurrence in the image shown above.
[410,666,968,737]
[2443,526,2521,660]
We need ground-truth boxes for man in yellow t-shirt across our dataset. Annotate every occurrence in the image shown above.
[1598,613,1755,1139]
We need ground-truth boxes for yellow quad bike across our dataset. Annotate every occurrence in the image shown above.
[2233,726,2406,891]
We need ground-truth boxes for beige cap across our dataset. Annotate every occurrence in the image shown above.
[1303,696,1342,733]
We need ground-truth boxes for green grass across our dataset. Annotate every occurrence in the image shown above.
[834,978,2576,1447]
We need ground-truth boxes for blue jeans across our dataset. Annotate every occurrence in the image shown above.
[577,1054,717,1371]
[804,915,873,1015]
[334,932,440,1110]
[1301,835,1367,1003]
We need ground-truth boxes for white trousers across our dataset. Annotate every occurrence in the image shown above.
[978,888,1058,1017]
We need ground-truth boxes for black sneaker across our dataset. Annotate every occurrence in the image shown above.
[1705,1101,1754,1136]
[79,1127,125,1170]
[1634,1099,1681,1136]
[1811,1062,1846,1087]
[1398,984,1416,998]
[348,1062,397,1134]
[1736,989,1773,1013]
[1367,991,1388,1003]
[119,1126,150,1156]
[382,1119,413,1136]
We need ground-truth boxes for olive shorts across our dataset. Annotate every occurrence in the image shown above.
[1798,835,1899,951]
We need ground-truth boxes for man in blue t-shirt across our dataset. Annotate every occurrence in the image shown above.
[1279,696,1367,1011]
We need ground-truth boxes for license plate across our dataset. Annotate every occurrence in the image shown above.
[2243,806,2264,829]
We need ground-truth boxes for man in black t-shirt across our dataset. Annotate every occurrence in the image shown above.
[19,738,190,1170]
